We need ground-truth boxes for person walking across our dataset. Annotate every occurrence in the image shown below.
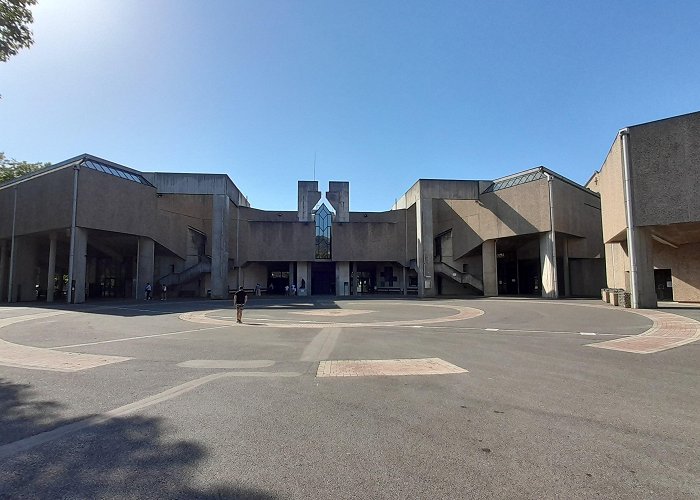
[145,282,152,300]
[234,286,248,324]
[160,284,167,301]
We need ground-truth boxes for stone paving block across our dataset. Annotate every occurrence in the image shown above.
[316,357,467,377]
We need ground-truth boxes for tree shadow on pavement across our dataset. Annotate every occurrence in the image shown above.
[0,379,279,499]
[0,378,86,446]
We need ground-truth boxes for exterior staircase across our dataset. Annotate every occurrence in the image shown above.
[433,261,484,293]
[158,256,211,287]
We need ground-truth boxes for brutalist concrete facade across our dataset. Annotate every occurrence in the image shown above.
[0,153,606,304]
[587,111,700,307]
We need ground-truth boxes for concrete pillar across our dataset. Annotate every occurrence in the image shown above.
[336,261,350,296]
[416,197,436,297]
[136,236,155,300]
[47,234,57,303]
[540,232,558,299]
[402,265,407,296]
[210,194,230,299]
[0,240,7,302]
[562,238,570,298]
[631,227,657,308]
[298,181,321,222]
[296,261,310,296]
[289,262,295,289]
[10,237,39,302]
[351,262,357,295]
[72,228,88,304]
[326,182,349,222]
[236,265,245,290]
[482,239,498,296]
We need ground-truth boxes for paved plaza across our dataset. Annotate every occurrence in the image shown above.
[0,297,698,499]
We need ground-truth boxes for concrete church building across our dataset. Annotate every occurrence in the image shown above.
[587,111,700,307]
[0,152,606,304]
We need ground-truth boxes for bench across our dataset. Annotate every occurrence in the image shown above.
[375,287,403,294]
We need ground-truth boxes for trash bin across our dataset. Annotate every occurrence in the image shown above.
[601,288,608,302]
[610,289,621,306]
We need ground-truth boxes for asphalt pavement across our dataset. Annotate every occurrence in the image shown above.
[0,297,698,499]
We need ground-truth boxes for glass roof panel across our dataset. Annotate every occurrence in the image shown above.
[480,170,547,194]
[79,158,154,187]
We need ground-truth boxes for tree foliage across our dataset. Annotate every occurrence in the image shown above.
[0,152,50,183]
[0,0,37,63]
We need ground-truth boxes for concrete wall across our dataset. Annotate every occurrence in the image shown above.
[238,262,268,290]
[653,241,700,302]
[143,172,250,207]
[334,210,407,262]
[238,207,315,263]
[551,180,604,259]
[0,167,74,238]
[433,179,551,259]
[10,236,38,301]
[430,177,602,262]
[77,168,158,237]
[569,258,606,297]
[604,241,628,290]
[152,195,212,259]
[589,134,627,243]
[629,112,700,227]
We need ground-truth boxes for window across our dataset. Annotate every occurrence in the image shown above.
[81,159,154,187]
[314,204,332,259]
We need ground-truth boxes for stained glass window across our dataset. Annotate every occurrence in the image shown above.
[315,204,332,259]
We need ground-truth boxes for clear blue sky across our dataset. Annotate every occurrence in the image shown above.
[1,0,699,211]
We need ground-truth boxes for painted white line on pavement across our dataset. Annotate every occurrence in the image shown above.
[111,307,172,314]
[395,324,636,337]
[51,325,231,349]
[579,332,597,336]
[178,359,276,369]
[0,370,301,460]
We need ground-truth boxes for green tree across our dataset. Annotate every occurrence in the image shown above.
[0,152,50,183]
[0,0,37,62]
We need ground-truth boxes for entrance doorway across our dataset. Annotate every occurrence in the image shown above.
[497,252,518,295]
[312,262,335,295]
[654,269,673,301]
[267,262,290,295]
[518,259,541,295]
